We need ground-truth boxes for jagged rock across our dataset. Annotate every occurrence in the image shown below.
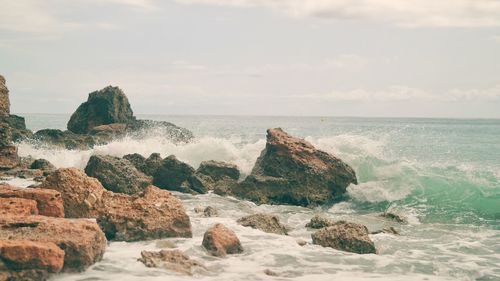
[237,213,288,235]
[371,227,399,235]
[123,152,163,176]
[233,128,357,207]
[38,168,192,241]
[0,114,33,141]
[84,155,152,194]
[123,153,147,172]
[127,119,194,143]
[194,206,218,217]
[311,221,376,254]
[0,184,64,217]
[0,197,38,216]
[153,155,208,194]
[30,159,56,175]
[33,129,96,150]
[0,123,12,147]
[0,240,64,273]
[202,223,243,257]
[0,145,19,170]
[0,215,107,272]
[378,212,407,224]
[197,160,240,181]
[0,75,10,117]
[306,215,336,229]
[138,250,206,275]
[67,86,135,134]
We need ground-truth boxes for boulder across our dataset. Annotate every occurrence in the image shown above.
[197,160,240,181]
[311,221,376,254]
[123,153,147,172]
[138,250,206,275]
[30,159,56,172]
[0,114,33,142]
[233,128,357,206]
[0,74,10,117]
[202,223,243,257]
[0,215,107,271]
[237,213,288,235]
[153,155,208,194]
[84,155,152,194]
[0,240,64,273]
[67,86,135,134]
[0,198,38,216]
[194,206,218,217]
[0,185,64,217]
[123,152,163,176]
[306,215,336,229]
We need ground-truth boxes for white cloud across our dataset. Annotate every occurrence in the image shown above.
[176,0,500,28]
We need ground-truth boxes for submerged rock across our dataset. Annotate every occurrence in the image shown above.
[202,223,243,257]
[138,250,206,275]
[306,215,336,229]
[311,221,376,254]
[0,184,64,218]
[237,213,288,235]
[371,227,399,235]
[233,128,357,207]
[153,155,208,194]
[378,212,408,224]
[84,155,152,194]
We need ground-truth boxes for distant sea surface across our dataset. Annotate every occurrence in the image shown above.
[15,114,500,281]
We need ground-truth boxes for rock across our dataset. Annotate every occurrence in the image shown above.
[0,123,12,147]
[123,153,147,172]
[0,269,48,281]
[371,227,399,235]
[0,74,10,117]
[296,239,307,246]
[0,145,19,170]
[0,197,38,216]
[197,160,240,181]
[84,155,152,194]
[153,155,208,194]
[0,184,64,217]
[67,86,135,134]
[306,215,336,229]
[0,215,107,271]
[202,223,243,257]
[138,250,206,275]
[30,159,56,171]
[203,206,218,217]
[311,221,376,254]
[98,186,192,241]
[127,119,194,143]
[89,123,127,136]
[233,128,357,206]
[33,129,96,150]
[237,213,288,235]
[264,269,279,276]
[0,240,64,273]
[156,240,177,249]
[0,114,33,142]
[123,152,163,176]
[379,212,407,224]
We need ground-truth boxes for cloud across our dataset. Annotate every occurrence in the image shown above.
[176,0,500,28]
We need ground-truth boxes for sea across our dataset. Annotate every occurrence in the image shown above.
[8,114,500,281]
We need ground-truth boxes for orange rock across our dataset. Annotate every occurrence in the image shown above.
[0,240,64,273]
[0,197,38,216]
[0,184,64,217]
[202,223,243,257]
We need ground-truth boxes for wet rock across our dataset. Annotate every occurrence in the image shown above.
[153,155,208,194]
[0,74,10,117]
[33,129,96,150]
[30,159,56,172]
[67,86,135,134]
[197,160,240,181]
[0,197,38,216]
[0,240,64,273]
[0,215,107,272]
[128,119,194,143]
[371,227,399,235]
[296,239,307,246]
[379,212,407,224]
[233,128,357,207]
[264,269,279,276]
[195,206,218,217]
[156,240,177,249]
[0,114,33,142]
[306,215,336,229]
[123,153,147,172]
[202,223,243,257]
[0,184,64,217]
[0,145,19,170]
[124,152,163,176]
[138,250,206,275]
[311,221,376,254]
[237,213,288,235]
[84,155,152,194]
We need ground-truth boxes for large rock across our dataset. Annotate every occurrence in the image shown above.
[197,160,240,181]
[0,184,64,217]
[39,168,193,241]
[311,221,376,254]
[233,128,357,206]
[0,198,38,216]
[306,215,336,229]
[84,155,152,194]
[0,215,107,271]
[33,129,96,150]
[67,86,135,134]
[0,75,10,117]
[138,250,206,275]
[153,155,208,194]
[0,145,19,170]
[202,223,243,257]
[0,114,33,141]
[0,240,64,273]
[237,213,288,235]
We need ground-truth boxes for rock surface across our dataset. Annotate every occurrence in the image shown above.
[237,213,288,235]
[0,240,64,273]
[84,155,152,194]
[202,224,243,257]
[378,212,408,224]
[197,160,240,181]
[0,197,38,216]
[306,215,336,229]
[153,155,207,194]
[30,159,56,173]
[233,128,357,206]
[311,221,376,254]
[138,250,206,275]
[0,75,10,117]
[0,184,64,217]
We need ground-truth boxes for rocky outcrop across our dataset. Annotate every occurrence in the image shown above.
[33,129,96,150]
[0,215,107,271]
[0,198,38,216]
[67,86,135,134]
[153,155,208,194]
[202,224,243,257]
[0,240,64,273]
[1,114,33,141]
[232,128,357,207]
[0,184,64,217]
[84,155,152,194]
[39,168,192,241]
[311,221,376,254]
[0,75,10,117]
[138,250,206,275]
[306,215,336,229]
[0,144,19,170]
[197,160,240,181]
[237,213,288,235]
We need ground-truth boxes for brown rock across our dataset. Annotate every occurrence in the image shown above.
[0,240,64,273]
[0,145,19,170]
[311,221,376,254]
[0,215,106,272]
[0,269,48,281]
[202,223,243,257]
[306,215,336,229]
[0,184,64,218]
[0,75,10,117]
[0,198,38,216]
[378,212,407,224]
[237,213,288,235]
[138,250,206,275]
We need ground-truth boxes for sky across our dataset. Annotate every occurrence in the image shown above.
[1,0,500,118]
